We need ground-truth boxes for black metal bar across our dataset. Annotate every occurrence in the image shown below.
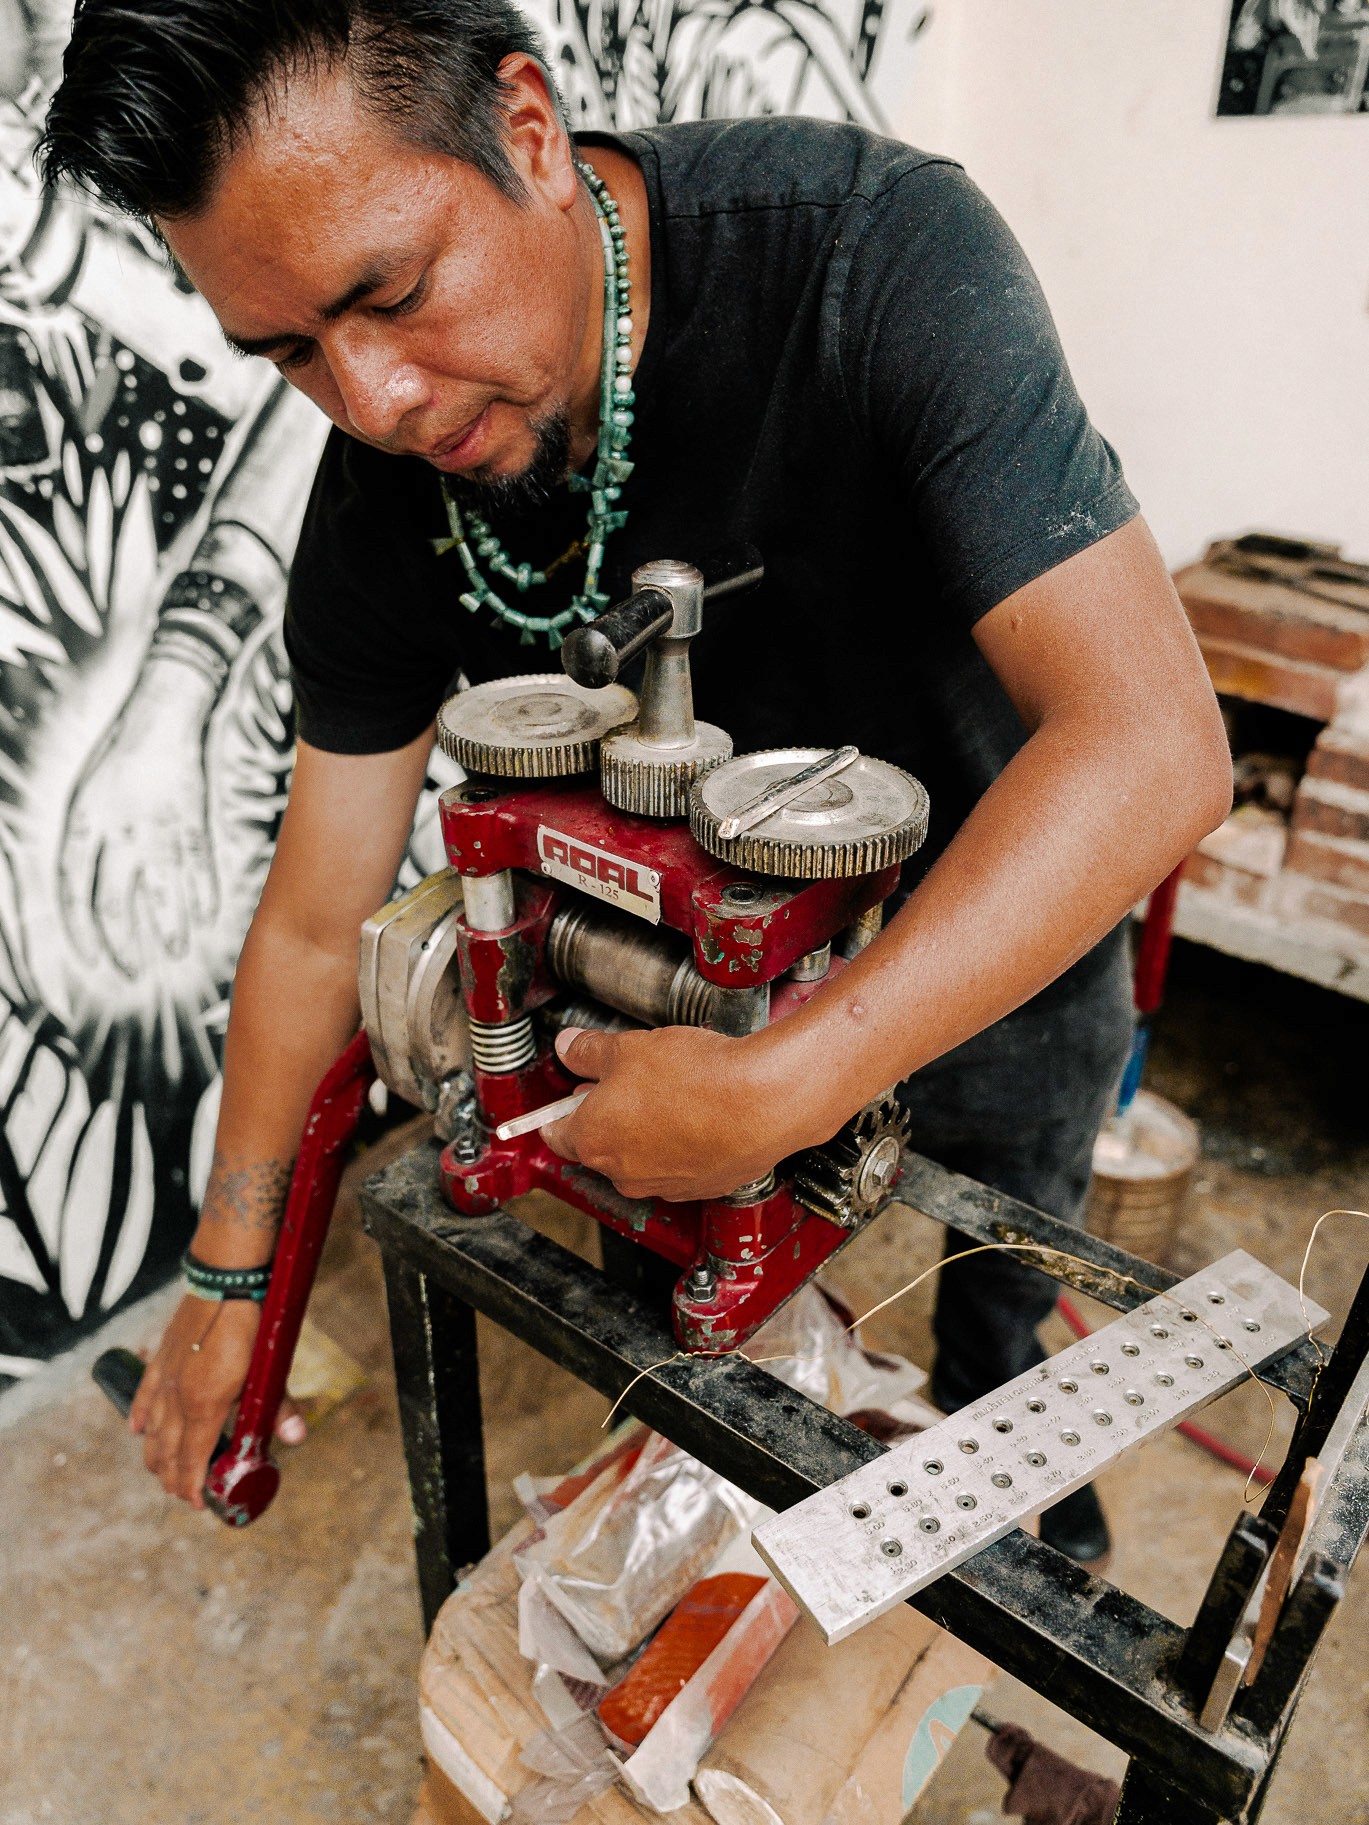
[1176,1512,1279,1711]
[362,1144,1269,1819]
[380,1249,491,1633]
[1112,1762,1229,1825]
[1234,1555,1344,1741]
[1260,1258,1369,1532]
[893,1152,1320,1407]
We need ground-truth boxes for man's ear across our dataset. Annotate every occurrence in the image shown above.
[498,52,577,211]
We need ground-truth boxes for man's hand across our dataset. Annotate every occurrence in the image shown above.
[128,1293,305,1507]
[60,657,220,977]
[542,1024,817,1201]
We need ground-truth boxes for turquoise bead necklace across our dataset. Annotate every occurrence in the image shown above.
[433,160,635,649]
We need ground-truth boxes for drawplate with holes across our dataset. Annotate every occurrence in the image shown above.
[753,1250,1327,1643]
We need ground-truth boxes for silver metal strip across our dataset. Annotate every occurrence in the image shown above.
[753,1249,1328,1644]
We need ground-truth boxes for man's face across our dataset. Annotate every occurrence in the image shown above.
[162,58,593,484]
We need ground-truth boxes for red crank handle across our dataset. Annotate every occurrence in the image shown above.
[91,1033,376,1527]
[204,1031,376,1525]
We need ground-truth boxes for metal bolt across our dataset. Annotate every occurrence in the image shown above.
[685,1264,717,1301]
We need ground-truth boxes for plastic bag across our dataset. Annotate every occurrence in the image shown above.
[750,1280,936,1421]
[517,1430,762,1662]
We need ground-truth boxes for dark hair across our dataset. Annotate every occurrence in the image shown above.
[39,0,551,219]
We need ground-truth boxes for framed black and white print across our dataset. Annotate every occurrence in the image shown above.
[1217,0,1369,114]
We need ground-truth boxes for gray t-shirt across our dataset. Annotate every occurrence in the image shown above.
[286,117,1138,885]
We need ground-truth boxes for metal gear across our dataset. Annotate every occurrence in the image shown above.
[788,1096,910,1228]
[690,748,929,878]
[436,675,638,778]
[600,720,733,818]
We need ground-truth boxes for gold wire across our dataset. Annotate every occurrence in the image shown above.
[599,1213,1363,1499]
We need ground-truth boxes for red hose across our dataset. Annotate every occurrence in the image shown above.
[1056,1294,1273,1486]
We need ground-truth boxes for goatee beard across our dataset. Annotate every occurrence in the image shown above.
[451,410,572,516]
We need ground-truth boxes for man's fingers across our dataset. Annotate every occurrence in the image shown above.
[174,1411,227,1506]
[275,1397,307,1446]
[128,1362,158,1434]
[553,1025,613,1081]
[541,1105,583,1164]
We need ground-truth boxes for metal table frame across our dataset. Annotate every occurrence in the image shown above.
[362,1141,1369,1825]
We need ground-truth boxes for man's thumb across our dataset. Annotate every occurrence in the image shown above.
[554,1025,608,1080]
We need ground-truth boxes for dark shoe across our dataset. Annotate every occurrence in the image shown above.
[1039,1483,1111,1565]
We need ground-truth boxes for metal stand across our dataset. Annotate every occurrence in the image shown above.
[362,1141,1369,1825]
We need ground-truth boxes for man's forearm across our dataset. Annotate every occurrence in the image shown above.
[190,911,366,1268]
[756,698,1230,1150]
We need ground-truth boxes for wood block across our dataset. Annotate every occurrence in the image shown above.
[821,1631,990,1824]
[1175,564,1369,673]
[694,1605,953,1825]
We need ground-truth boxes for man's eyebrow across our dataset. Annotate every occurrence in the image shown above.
[220,257,414,359]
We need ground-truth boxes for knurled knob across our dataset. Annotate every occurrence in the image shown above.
[600,721,733,818]
[437,675,638,778]
[690,748,929,878]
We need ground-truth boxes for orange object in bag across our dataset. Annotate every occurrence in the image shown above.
[598,1573,767,1748]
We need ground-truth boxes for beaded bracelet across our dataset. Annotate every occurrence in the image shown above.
[181,1249,273,1302]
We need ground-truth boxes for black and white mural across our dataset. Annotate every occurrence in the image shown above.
[0,0,919,1382]
[0,0,336,1381]
[534,0,920,130]
[1218,0,1369,114]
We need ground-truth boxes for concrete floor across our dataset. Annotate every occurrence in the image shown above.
[2,937,1367,1825]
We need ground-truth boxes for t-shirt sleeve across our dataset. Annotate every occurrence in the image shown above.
[837,160,1139,625]
[285,430,457,754]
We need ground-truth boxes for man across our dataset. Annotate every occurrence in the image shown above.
[41,0,1231,1561]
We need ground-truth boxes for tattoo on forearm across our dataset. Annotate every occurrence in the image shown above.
[201,1153,295,1232]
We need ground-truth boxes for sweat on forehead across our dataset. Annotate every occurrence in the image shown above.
[38,0,551,221]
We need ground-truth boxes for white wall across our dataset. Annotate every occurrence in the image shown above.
[896,0,1369,569]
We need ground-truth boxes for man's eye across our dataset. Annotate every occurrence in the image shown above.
[378,276,428,318]
[275,342,314,372]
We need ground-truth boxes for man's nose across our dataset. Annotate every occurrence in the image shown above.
[327,333,428,444]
